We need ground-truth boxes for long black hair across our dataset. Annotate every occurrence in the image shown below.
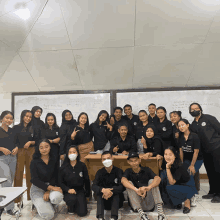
[77,112,89,129]
[178,118,191,132]
[19,110,32,126]
[32,138,54,160]
[164,146,182,169]
[45,113,59,129]
[156,106,167,120]
[95,110,110,125]
[60,145,81,170]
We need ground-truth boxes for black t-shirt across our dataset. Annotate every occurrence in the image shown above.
[0,127,15,156]
[144,137,164,156]
[89,122,112,151]
[110,136,137,153]
[135,121,149,140]
[170,165,190,185]
[148,115,159,127]
[179,132,203,161]
[191,114,220,153]
[59,161,90,196]
[92,166,124,195]
[123,166,156,188]
[122,114,139,136]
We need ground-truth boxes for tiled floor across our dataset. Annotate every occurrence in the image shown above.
[1,180,219,220]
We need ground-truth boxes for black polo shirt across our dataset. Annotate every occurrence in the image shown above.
[191,114,220,153]
[59,161,90,196]
[144,138,164,156]
[110,135,137,153]
[179,132,203,161]
[123,166,156,188]
[13,124,38,149]
[156,118,173,148]
[30,155,59,191]
[122,114,139,136]
[92,166,124,195]
[135,121,149,141]
[171,165,190,185]
[89,122,112,151]
[111,118,133,139]
[148,114,159,127]
[0,127,15,156]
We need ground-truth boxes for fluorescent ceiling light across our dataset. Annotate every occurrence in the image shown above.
[14,8,30,20]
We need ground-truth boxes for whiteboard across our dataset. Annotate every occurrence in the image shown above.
[117,90,220,123]
[14,93,111,126]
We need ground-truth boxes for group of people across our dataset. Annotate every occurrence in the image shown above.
[0,102,220,220]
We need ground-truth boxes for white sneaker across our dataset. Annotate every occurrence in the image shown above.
[191,195,197,207]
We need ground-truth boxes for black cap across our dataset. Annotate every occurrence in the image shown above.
[127,152,139,160]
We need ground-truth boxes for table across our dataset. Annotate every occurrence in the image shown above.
[0,187,27,220]
[85,154,159,181]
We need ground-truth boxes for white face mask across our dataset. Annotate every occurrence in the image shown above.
[102,159,113,168]
[68,153,77,161]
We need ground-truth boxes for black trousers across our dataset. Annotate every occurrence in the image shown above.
[64,190,87,217]
[96,193,123,219]
[203,147,220,195]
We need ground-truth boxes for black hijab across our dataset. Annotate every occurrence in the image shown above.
[61,110,75,125]
[31,106,44,128]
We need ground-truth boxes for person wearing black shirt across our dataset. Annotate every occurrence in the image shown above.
[30,139,63,220]
[59,110,77,162]
[122,104,139,136]
[148,103,159,127]
[135,110,149,153]
[92,151,124,220]
[89,110,113,152]
[110,107,133,139]
[31,106,45,147]
[156,107,173,149]
[170,111,182,152]
[59,145,90,217]
[13,110,38,204]
[189,102,220,203]
[110,124,137,155]
[159,146,197,214]
[121,152,166,220]
[41,113,60,161]
[0,111,18,217]
[178,119,203,205]
[69,112,93,163]
[140,125,164,169]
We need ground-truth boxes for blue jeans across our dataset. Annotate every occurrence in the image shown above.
[0,154,17,211]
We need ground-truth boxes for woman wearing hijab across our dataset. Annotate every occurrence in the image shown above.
[31,106,45,147]
[59,110,76,162]
[59,145,90,216]
[140,124,164,170]
[68,112,94,163]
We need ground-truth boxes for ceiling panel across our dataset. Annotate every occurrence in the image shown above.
[135,0,220,46]
[20,0,71,51]
[60,0,135,49]
[0,0,48,51]
[19,50,83,90]
[74,47,134,88]
[0,54,39,92]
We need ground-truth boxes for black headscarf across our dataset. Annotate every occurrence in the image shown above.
[61,110,75,125]
[31,106,44,129]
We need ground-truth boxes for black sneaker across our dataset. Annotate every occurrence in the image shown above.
[202,193,215,199]
[211,195,220,203]
[67,206,74,215]
[6,209,21,217]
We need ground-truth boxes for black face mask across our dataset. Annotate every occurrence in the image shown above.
[190,110,201,117]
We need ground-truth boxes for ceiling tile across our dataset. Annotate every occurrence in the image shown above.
[74,47,134,88]
[0,0,47,51]
[60,0,135,49]
[0,54,39,92]
[135,0,220,46]
[20,0,71,51]
[0,0,31,17]
[19,50,83,90]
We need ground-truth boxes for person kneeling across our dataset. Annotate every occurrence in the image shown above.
[92,151,124,220]
[59,145,90,217]
[30,139,63,220]
[121,152,167,220]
